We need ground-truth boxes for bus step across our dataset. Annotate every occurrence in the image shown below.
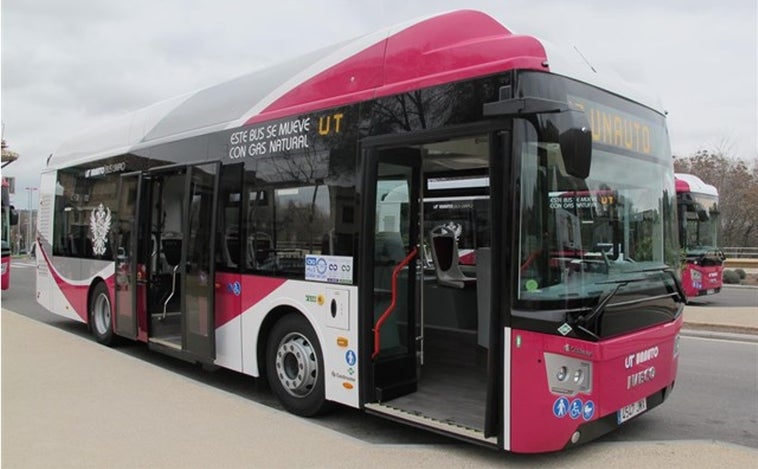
[147,338,197,364]
[364,402,496,446]
[375,379,417,402]
[149,337,182,350]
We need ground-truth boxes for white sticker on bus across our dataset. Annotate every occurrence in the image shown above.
[305,255,353,284]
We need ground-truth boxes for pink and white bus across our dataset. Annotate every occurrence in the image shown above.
[36,10,684,453]
[2,177,17,290]
[675,173,724,299]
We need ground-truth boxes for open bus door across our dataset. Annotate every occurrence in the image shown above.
[360,131,506,445]
[115,162,219,362]
[362,147,422,402]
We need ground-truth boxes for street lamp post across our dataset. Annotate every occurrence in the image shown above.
[25,186,37,253]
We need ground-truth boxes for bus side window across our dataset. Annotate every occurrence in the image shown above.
[244,179,357,281]
[245,186,275,273]
[248,231,274,270]
[216,164,243,271]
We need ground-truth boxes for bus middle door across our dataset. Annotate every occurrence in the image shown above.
[143,162,219,363]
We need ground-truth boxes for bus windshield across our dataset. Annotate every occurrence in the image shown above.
[683,193,719,251]
[515,74,678,307]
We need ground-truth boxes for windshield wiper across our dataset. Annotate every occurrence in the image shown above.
[614,265,686,303]
[616,263,671,274]
[570,276,649,340]
[663,268,687,303]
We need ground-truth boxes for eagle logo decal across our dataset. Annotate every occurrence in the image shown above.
[90,203,112,256]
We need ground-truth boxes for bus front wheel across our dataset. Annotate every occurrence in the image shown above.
[265,314,331,417]
[89,282,114,345]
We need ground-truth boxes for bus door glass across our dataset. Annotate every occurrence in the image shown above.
[183,162,219,359]
[114,172,143,339]
[366,147,422,402]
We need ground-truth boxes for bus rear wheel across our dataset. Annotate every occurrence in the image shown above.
[90,282,114,345]
[265,314,331,417]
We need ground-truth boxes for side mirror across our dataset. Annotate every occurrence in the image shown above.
[483,95,593,179]
[697,208,709,222]
[9,206,19,226]
[544,110,593,179]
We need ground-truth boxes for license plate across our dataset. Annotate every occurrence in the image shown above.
[617,398,647,424]
[706,289,715,295]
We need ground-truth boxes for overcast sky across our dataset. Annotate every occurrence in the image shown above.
[2,0,756,208]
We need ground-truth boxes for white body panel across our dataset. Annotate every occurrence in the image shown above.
[213,279,361,409]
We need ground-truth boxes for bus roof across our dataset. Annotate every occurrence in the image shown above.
[675,173,718,197]
[50,9,665,169]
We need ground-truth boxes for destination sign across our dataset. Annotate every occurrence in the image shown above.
[569,96,659,156]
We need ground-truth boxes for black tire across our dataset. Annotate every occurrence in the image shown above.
[265,314,331,417]
[89,282,115,345]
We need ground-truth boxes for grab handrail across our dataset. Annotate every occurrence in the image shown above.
[162,264,181,320]
[372,247,418,359]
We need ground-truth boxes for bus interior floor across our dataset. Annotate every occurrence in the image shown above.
[385,347,488,432]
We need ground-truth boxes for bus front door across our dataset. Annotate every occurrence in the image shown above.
[363,147,422,402]
[118,162,219,362]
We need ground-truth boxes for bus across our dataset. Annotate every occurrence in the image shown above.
[675,173,723,299]
[2,177,18,290]
[35,10,684,453]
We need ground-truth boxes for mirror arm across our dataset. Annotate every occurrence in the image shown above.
[483,97,571,117]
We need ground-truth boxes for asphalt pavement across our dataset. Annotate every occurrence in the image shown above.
[2,301,757,467]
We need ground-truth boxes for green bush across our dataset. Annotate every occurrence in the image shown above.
[722,269,741,284]
[734,268,747,280]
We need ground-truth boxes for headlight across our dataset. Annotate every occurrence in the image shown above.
[544,353,593,395]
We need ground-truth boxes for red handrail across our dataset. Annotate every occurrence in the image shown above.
[520,249,541,272]
[372,247,418,359]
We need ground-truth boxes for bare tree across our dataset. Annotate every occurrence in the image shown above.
[674,150,758,247]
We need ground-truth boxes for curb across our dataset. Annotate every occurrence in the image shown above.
[721,284,758,290]
[682,322,758,337]
[681,328,758,344]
